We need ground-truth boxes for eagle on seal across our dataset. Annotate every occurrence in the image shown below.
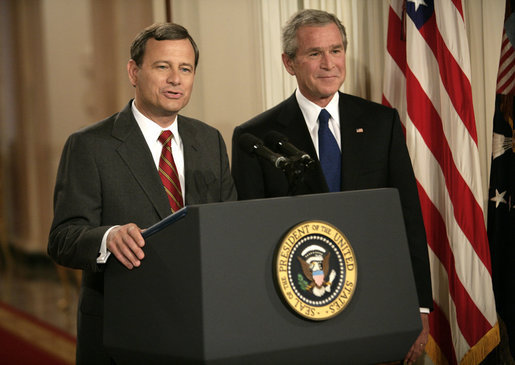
[297,253,335,297]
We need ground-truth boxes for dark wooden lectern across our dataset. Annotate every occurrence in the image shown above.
[104,188,421,364]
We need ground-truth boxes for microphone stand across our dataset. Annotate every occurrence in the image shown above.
[284,156,314,196]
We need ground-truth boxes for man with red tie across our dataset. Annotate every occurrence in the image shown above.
[48,23,236,364]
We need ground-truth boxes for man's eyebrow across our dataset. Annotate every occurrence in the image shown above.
[179,62,194,69]
[151,60,194,69]
[305,44,344,53]
[152,60,171,66]
[327,44,344,50]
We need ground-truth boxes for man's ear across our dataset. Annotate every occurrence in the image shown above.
[127,59,139,87]
[282,53,296,76]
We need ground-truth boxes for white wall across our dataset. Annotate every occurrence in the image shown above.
[173,0,265,157]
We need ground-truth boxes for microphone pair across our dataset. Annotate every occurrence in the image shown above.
[239,131,315,170]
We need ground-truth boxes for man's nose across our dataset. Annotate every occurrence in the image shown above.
[320,52,334,69]
[167,69,181,85]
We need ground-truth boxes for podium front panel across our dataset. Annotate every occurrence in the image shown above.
[104,189,421,364]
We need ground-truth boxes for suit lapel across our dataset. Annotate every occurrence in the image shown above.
[277,94,329,193]
[339,93,366,191]
[112,102,171,220]
[177,116,202,205]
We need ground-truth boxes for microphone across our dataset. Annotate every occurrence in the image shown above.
[264,131,315,167]
[239,133,291,170]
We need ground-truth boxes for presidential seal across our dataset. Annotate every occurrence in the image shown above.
[274,220,357,321]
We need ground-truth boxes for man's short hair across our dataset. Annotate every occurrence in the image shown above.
[130,22,199,68]
[282,9,347,59]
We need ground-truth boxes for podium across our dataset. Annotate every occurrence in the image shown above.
[104,188,421,364]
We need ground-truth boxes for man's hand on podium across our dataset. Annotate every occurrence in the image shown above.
[107,223,145,269]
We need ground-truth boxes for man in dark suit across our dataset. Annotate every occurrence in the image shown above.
[232,9,431,365]
[48,23,236,364]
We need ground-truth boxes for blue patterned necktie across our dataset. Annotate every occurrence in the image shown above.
[318,109,341,192]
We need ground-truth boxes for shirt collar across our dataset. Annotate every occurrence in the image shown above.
[295,89,340,134]
[131,101,180,145]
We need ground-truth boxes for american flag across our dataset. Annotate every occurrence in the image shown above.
[382,0,500,364]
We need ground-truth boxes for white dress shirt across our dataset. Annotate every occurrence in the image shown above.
[131,102,186,197]
[295,89,341,157]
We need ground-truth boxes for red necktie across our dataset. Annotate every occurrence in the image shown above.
[158,130,184,212]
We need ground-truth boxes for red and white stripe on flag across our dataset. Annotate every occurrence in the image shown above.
[382,0,500,364]
[496,26,515,94]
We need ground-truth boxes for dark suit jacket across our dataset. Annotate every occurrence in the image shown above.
[48,101,236,364]
[232,92,432,310]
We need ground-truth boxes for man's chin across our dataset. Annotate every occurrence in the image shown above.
[314,86,341,98]
[317,90,339,101]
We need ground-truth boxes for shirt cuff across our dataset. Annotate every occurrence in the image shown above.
[420,307,430,314]
[96,226,118,264]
